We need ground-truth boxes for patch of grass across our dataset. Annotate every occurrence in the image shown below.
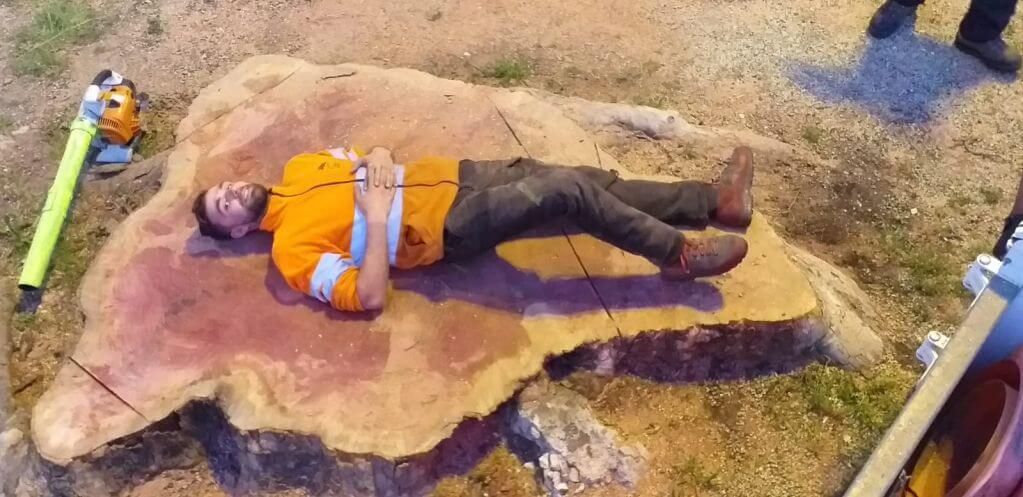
[433,445,539,497]
[564,65,585,79]
[483,57,531,86]
[803,365,907,433]
[949,194,974,209]
[138,129,169,158]
[633,94,669,109]
[981,186,1003,205]
[0,116,13,134]
[146,16,164,36]
[882,227,961,299]
[772,364,910,436]
[670,457,720,493]
[11,312,39,332]
[963,239,993,259]
[13,0,100,76]
[136,94,187,158]
[801,125,824,144]
[1,213,35,262]
[47,215,109,288]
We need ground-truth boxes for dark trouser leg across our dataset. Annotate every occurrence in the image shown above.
[452,158,716,226]
[444,160,687,265]
[960,0,1018,41]
[592,172,716,226]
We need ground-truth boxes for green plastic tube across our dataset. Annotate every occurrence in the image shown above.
[18,117,97,290]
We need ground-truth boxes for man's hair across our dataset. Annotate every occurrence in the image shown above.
[192,190,231,240]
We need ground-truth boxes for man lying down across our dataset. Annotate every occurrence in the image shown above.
[192,146,755,312]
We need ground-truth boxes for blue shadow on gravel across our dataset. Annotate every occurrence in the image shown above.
[788,24,1016,124]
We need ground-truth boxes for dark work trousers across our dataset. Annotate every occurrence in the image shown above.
[442,158,717,267]
[896,0,1018,41]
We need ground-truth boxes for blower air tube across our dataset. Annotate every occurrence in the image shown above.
[18,117,98,290]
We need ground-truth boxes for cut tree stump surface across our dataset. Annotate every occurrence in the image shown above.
[32,56,821,464]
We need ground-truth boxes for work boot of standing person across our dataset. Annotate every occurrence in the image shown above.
[955,0,1021,72]
[868,0,920,39]
[955,35,1022,72]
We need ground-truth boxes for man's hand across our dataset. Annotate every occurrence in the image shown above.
[355,161,397,222]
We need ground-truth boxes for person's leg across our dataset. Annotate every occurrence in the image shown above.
[570,167,717,226]
[993,172,1023,258]
[455,147,753,229]
[956,0,1021,72]
[961,0,1018,41]
[446,167,683,264]
[444,167,748,278]
[955,0,1021,72]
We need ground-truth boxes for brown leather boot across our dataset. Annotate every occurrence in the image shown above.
[715,146,754,228]
[662,235,749,280]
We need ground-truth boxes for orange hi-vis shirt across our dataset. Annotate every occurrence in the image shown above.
[259,148,460,311]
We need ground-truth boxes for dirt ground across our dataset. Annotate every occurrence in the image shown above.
[3,0,1022,495]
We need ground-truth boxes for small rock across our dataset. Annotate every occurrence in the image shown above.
[0,428,24,449]
[911,208,919,215]
[842,434,852,444]
[568,467,581,483]
[11,126,30,136]
[549,452,567,470]
[539,453,551,469]
[2,77,12,86]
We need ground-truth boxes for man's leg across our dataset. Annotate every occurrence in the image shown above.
[453,147,753,228]
[444,167,748,279]
[956,0,1021,72]
[579,146,754,228]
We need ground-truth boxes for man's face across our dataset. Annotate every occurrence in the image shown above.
[203,181,269,238]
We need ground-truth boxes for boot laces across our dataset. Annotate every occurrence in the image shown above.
[684,240,720,264]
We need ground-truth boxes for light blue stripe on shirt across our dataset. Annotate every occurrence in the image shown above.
[309,253,357,303]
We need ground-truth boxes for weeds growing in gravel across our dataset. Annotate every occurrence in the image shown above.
[147,16,164,36]
[802,125,824,144]
[13,0,99,76]
[981,187,1003,205]
[484,57,531,86]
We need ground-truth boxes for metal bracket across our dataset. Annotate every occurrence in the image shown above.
[964,254,1003,298]
[916,331,950,380]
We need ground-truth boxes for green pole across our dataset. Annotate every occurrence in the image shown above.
[18,117,97,290]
